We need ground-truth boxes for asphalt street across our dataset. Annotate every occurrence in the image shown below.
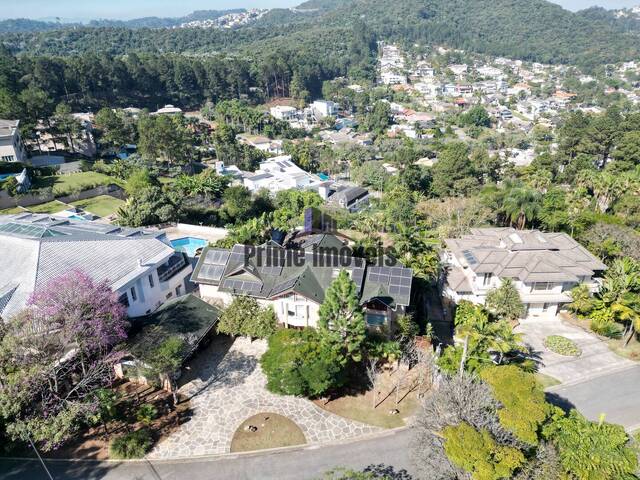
[3,365,640,480]
[0,428,415,480]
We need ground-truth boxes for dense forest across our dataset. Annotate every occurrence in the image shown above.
[0,18,377,121]
[1,0,640,69]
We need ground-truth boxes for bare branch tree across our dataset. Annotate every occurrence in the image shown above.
[365,357,382,409]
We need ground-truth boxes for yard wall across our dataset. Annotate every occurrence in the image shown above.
[0,183,125,210]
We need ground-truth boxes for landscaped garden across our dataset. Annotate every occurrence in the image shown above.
[32,171,122,197]
[26,199,68,214]
[230,413,306,453]
[71,195,124,217]
[544,335,582,357]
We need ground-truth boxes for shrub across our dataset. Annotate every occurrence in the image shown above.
[260,328,345,397]
[544,336,581,357]
[136,404,158,425]
[589,309,623,338]
[109,429,153,459]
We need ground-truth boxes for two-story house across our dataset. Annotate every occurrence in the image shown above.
[0,214,193,321]
[0,120,27,163]
[191,233,412,330]
[441,228,606,321]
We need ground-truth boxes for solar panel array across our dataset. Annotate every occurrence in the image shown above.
[462,250,478,265]
[196,249,231,283]
[367,266,412,299]
[258,247,285,276]
[222,279,262,294]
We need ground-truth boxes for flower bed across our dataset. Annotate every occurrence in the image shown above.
[544,335,581,357]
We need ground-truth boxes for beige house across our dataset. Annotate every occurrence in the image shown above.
[442,228,606,321]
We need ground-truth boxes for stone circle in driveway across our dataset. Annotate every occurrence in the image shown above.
[147,336,380,459]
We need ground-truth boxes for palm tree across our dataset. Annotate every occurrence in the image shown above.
[502,186,542,229]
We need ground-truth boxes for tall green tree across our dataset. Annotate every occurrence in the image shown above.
[485,278,526,322]
[318,270,366,365]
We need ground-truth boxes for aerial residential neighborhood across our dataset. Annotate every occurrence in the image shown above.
[1,1,640,479]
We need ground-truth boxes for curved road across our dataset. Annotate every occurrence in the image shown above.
[3,365,640,480]
[0,428,414,480]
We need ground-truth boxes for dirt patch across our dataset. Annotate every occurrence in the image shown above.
[46,382,192,460]
[314,366,426,428]
[230,413,306,453]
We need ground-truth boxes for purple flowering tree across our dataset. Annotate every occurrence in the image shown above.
[0,270,128,450]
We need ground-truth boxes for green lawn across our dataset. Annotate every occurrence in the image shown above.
[28,200,68,214]
[230,413,306,453]
[71,195,125,218]
[33,172,121,197]
[0,206,25,215]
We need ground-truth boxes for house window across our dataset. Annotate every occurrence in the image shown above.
[118,292,130,308]
[130,286,137,301]
[175,285,182,297]
[482,273,492,286]
[148,274,154,288]
[533,282,552,291]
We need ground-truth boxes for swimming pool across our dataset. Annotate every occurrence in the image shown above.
[171,237,208,257]
[0,173,17,181]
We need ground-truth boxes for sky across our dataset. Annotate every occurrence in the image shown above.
[0,0,638,21]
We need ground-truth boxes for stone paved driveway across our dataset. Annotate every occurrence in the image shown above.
[516,315,634,384]
[147,336,380,459]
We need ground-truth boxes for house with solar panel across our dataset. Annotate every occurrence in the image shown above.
[441,228,607,321]
[191,233,413,329]
[0,214,193,321]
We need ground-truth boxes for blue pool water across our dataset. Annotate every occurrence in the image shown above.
[171,237,208,257]
[318,173,330,181]
[0,173,17,181]
[68,215,87,221]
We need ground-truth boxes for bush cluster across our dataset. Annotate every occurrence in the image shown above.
[109,429,153,459]
[544,335,581,357]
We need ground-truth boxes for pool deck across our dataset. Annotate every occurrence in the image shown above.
[162,223,228,244]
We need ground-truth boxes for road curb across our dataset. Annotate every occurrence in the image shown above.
[545,363,639,392]
[1,426,411,465]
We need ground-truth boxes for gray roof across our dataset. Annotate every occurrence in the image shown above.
[327,186,369,206]
[445,227,606,283]
[0,214,175,320]
[192,233,412,308]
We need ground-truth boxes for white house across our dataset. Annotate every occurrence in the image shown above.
[312,100,338,118]
[242,155,323,194]
[192,234,412,330]
[152,105,183,115]
[0,214,193,321]
[269,105,298,121]
[0,120,27,163]
[441,228,606,321]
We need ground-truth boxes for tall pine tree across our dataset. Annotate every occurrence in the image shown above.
[318,270,366,365]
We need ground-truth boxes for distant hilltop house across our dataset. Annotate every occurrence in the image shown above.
[311,100,338,118]
[191,233,412,330]
[236,134,283,155]
[0,119,27,163]
[441,228,606,321]
[269,105,298,122]
[0,214,193,321]
[152,104,183,116]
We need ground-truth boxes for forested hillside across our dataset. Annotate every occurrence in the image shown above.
[1,0,639,68]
